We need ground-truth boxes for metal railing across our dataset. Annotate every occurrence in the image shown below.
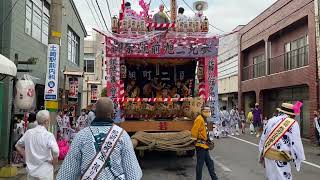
[242,60,266,81]
[242,45,309,81]
[269,46,309,74]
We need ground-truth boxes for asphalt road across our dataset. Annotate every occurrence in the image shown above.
[140,133,320,180]
[4,133,320,180]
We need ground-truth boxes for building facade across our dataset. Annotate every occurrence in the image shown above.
[218,26,243,110]
[82,31,104,109]
[238,0,317,140]
[0,0,87,160]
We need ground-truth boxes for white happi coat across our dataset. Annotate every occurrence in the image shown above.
[229,109,240,126]
[76,114,89,130]
[57,115,71,141]
[259,114,305,180]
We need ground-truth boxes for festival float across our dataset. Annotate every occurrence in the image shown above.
[95,0,219,156]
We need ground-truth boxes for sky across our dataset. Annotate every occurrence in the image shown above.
[74,0,278,35]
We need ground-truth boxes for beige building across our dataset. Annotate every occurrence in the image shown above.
[218,26,243,110]
[82,31,104,108]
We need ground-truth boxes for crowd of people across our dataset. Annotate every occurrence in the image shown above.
[214,103,264,139]
[55,105,96,143]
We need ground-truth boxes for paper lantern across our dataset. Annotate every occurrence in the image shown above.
[202,16,209,32]
[112,16,119,33]
[131,19,137,31]
[14,79,35,110]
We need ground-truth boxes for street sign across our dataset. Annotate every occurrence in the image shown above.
[44,44,60,100]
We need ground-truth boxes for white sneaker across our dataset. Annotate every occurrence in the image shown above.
[231,133,235,136]
[250,132,254,135]
[235,132,240,136]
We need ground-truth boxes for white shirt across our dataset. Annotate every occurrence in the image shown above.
[18,125,59,178]
[177,13,188,22]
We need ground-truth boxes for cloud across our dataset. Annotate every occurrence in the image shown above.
[74,0,277,34]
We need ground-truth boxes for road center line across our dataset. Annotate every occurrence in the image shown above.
[229,136,320,169]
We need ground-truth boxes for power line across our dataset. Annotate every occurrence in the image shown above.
[0,0,21,28]
[90,0,105,30]
[180,0,225,33]
[105,0,113,20]
[85,0,102,30]
[95,0,109,31]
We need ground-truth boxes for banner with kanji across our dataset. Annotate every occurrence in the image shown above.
[207,57,219,123]
[105,57,122,122]
[106,33,218,58]
[68,77,79,101]
[91,84,98,103]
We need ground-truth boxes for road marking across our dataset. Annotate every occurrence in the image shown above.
[213,158,232,172]
[229,136,320,169]
[229,136,259,147]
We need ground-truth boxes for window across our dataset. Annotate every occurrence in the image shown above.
[25,0,50,45]
[253,54,265,78]
[284,35,309,70]
[68,28,80,65]
[84,60,95,73]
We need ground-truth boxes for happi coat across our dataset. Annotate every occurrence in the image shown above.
[56,119,142,180]
[259,114,305,180]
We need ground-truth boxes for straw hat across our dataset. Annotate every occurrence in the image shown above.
[277,103,295,116]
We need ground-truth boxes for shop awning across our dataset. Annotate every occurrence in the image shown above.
[0,54,17,77]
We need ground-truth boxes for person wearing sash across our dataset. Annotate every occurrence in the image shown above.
[259,102,305,180]
[57,97,142,180]
[191,106,218,180]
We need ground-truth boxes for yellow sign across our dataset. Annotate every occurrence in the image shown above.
[51,31,61,38]
[45,100,59,112]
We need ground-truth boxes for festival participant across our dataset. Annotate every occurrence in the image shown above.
[170,86,180,98]
[87,104,96,126]
[253,103,263,137]
[27,113,37,130]
[314,111,320,155]
[152,76,164,97]
[247,108,254,134]
[220,106,230,137]
[142,80,153,98]
[127,79,140,98]
[177,7,188,22]
[57,108,71,142]
[76,109,89,131]
[239,110,246,134]
[15,110,59,180]
[153,4,170,30]
[259,102,305,180]
[229,106,240,136]
[191,107,218,180]
[57,97,142,179]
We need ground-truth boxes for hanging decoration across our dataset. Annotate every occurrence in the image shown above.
[207,56,219,123]
[138,0,150,20]
[91,85,98,103]
[106,33,218,58]
[68,77,79,101]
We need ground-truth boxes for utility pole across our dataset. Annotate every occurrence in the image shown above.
[45,0,63,133]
